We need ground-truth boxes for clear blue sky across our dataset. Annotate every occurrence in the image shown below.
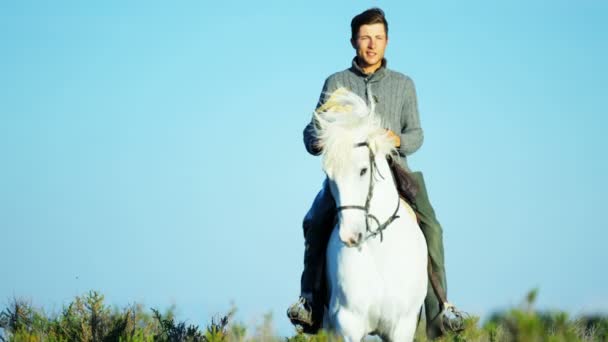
[1,0,607,336]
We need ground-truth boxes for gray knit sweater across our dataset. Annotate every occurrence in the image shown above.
[303,58,423,172]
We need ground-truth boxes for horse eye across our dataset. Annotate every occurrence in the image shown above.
[360,168,368,176]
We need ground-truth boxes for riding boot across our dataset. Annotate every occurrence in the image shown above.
[410,172,449,340]
[291,178,336,332]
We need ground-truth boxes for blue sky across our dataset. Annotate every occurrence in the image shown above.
[1,0,607,336]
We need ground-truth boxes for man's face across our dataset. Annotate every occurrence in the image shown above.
[351,23,388,71]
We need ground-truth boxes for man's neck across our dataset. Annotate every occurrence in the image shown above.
[362,63,382,75]
[355,57,385,75]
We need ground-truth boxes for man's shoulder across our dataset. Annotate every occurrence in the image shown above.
[324,68,354,84]
[385,68,414,85]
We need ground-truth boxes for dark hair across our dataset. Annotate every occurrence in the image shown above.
[351,8,388,40]
[387,156,418,206]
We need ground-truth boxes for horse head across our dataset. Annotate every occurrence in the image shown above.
[314,88,399,247]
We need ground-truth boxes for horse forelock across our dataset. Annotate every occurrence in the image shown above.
[314,89,397,175]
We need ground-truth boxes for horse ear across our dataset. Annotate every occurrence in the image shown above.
[368,139,380,155]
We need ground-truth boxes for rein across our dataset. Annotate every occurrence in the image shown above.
[336,142,401,243]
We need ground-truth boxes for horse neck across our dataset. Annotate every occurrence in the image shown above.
[368,156,400,223]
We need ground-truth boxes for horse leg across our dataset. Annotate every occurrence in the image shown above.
[333,308,366,342]
[388,312,419,342]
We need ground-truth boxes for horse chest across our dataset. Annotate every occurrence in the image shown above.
[332,232,412,294]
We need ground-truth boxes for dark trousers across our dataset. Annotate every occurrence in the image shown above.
[300,178,335,306]
[299,172,448,339]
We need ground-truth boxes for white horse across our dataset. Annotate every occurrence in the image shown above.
[314,88,428,342]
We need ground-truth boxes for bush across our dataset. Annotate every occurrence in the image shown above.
[0,290,606,341]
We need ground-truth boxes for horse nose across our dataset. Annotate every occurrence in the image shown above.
[346,232,362,247]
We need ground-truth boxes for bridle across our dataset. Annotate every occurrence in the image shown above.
[335,141,401,243]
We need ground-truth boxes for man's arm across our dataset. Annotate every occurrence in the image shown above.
[303,122,321,155]
[398,77,423,156]
[303,77,337,156]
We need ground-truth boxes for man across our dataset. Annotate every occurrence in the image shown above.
[287,8,455,339]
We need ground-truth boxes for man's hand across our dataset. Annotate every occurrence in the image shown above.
[386,129,401,148]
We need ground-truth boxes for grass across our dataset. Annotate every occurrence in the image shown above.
[0,289,606,341]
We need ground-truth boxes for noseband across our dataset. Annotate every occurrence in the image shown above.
[335,142,401,242]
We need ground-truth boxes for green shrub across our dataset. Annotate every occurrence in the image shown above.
[1,289,606,341]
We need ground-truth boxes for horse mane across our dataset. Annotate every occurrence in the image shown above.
[314,88,397,174]
[387,156,418,205]
[313,88,419,204]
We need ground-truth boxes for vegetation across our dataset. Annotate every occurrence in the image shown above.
[0,289,606,341]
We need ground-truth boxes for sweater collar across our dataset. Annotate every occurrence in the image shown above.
[350,57,388,82]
